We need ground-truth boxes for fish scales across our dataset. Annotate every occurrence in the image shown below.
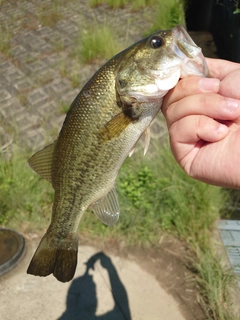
[27,25,208,282]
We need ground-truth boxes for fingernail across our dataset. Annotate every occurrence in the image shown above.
[199,78,220,92]
[226,98,239,111]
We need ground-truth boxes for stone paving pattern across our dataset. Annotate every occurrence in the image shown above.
[0,0,217,153]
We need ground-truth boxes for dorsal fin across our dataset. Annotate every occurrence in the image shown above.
[91,186,120,226]
[28,141,56,184]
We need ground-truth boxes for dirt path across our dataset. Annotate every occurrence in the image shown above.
[0,234,205,320]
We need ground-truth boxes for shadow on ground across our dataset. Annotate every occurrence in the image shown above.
[58,252,131,320]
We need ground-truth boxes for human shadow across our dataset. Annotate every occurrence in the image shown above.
[58,252,132,320]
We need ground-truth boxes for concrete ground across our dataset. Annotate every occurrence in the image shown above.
[0,237,191,320]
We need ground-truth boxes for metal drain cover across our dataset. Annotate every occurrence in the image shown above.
[0,228,25,276]
[218,220,240,274]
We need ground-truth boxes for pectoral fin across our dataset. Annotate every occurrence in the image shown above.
[91,186,120,226]
[98,112,131,143]
[28,141,56,184]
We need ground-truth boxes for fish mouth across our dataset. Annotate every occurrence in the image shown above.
[171,25,209,77]
[173,25,199,58]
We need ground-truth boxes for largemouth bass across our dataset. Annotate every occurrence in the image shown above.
[27,25,208,282]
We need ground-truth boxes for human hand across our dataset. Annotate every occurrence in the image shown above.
[162,58,240,188]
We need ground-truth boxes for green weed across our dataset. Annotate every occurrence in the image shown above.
[90,0,129,9]
[37,1,64,28]
[193,248,238,320]
[89,0,103,7]
[59,59,81,88]
[73,23,126,63]
[0,25,12,57]
[0,149,53,231]
[90,0,155,9]
[145,0,185,34]
[60,102,70,114]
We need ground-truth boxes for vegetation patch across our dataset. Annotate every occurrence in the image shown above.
[72,23,126,64]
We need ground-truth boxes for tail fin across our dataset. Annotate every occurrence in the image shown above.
[27,232,78,283]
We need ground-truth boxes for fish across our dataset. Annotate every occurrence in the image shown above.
[27,25,208,282]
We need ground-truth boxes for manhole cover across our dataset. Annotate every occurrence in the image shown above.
[0,228,25,276]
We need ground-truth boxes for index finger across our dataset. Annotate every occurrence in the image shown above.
[161,76,219,116]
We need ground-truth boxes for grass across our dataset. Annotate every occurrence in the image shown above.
[72,22,127,64]
[36,0,66,28]
[0,25,13,57]
[193,249,237,320]
[90,0,157,10]
[145,0,185,34]
[0,148,53,231]
[78,0,185,65]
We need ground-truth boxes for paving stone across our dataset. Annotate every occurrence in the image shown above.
[60,88,79,105]
[16,112,40,133]
[22,1,38,13]
[0,53,6,63]
[25,59,49,74]
[44,30,63,43]
[36,26,53,38]
[13,78,34,93]
[0,89,12,102]
[24,126,47,150]
[0,61,16,73]
[55,20,79,36]
[0,98,25,119]
[6,7,24,21]
[0,126,13,150]
[28,36,47,51]
[4,68,25,84]
[48,78,73,95]
[37,100,59,119]
[15,31,36,46]
[10,45,27,57]
[44,52,67,68]
[32,68,60,86]
[27,88,49,107]
[13,51,39,68]
[54,114,66,131]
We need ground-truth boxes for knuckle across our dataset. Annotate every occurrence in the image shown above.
[196,114,206,129]
[199,93,212,108]
[165,102,177,126]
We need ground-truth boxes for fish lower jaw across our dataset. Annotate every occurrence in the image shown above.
[180,57,209,78]
[126,70,181,103]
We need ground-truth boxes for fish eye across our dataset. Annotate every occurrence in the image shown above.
[150,36,163,49]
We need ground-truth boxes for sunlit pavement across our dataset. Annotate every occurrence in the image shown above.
[0,237,186,320]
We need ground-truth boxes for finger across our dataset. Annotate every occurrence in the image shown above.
[219,69,240,100]
[162,76,220,116]
[169,115,228,162]
[206,58,240,80]
[165,93,240,128]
